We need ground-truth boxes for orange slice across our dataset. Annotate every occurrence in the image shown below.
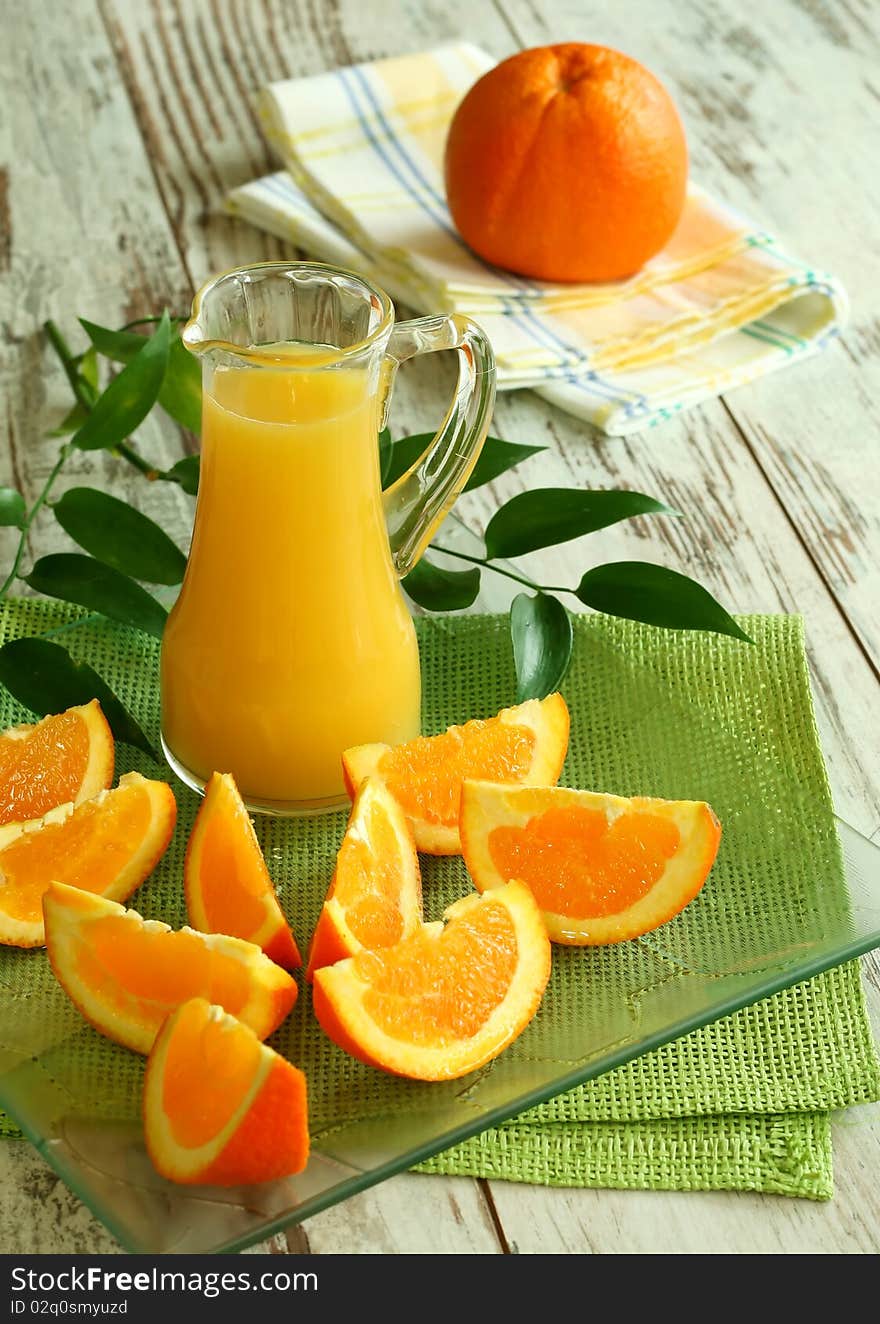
[144,998,309,1186]
[43,882,297,1054]
[0,771,176,949]
[0,700,113,826]
[307,778,421,980]
[313,879,551,1080]
[185,772,301,971]
[461,782,722,945]
[342,693,569,855]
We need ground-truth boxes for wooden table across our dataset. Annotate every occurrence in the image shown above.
[1,0,878,1255]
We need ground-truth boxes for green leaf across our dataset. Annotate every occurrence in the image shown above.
[381,432,434,489]
[382,434,543,493]
[485,489,678,559]
[381,431,431,489]
[72,312,171,451]
[24,554,168,639]
[79,320,145,361]
[465,438,546,492]
[403,557,481,611]
[378,427,393,487]
[80,318,201,434]
[162,454,200,495]
[79,346,99,395]
[49,401,90,437]
[53,487,187,585]
[509,593,573,702]
[0,488,26,529]
[575,561,753,642]
[0,637,157,760]
[160,336,202,433]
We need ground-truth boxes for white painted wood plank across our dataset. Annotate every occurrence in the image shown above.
[299,1174,500,1255]
[0,0,195,558]
[0,1145,121,1256]
[97,0,516,287]
[0,1144,500,1255]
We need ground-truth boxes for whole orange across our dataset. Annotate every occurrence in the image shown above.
[444,43,688,283]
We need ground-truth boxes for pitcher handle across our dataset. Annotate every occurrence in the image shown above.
[382,314,496,578]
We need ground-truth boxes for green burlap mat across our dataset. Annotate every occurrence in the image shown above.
[0,599,877,1204]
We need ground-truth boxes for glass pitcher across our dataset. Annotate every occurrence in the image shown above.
[160,262,495,815]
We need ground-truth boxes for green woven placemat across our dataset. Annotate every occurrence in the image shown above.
[420,1113,834,1199]
[0,599,877,1205]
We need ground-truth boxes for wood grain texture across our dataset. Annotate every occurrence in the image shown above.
[0,0,195,559]
[0,1144,122,1256]
[0,1144,499,1255]
[0,0,877,1255]
[298,1174,501,1255]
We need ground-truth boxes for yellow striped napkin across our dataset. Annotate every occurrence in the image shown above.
[227,44,847,436]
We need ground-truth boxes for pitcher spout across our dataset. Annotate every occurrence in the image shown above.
[181,261,394,364]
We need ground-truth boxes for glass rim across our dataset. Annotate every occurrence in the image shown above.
[182,260,396,364]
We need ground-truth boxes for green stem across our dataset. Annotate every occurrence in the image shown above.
[112,442,161,480]
[430,544,570,595]
[44,320,161,480]
[0,445,71,601]
[43,320,96,409]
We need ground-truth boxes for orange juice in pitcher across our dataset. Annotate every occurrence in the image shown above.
[161,263,495,814]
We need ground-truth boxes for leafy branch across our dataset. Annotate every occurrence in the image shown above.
[0,314,750,747]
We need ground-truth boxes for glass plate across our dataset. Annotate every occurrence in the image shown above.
[0,573,879,1254]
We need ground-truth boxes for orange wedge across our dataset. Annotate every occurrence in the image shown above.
[185,772,301,971]
[461,782,722,945]
[43,882,297,1054]
[342,693,569,855]
[144,998,309,1186]
[313,880,551,1080]
[307,778,422,980]
[0,700,113,826]
[0,771,176,949]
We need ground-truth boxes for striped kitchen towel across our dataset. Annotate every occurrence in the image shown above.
[227,44,847,436]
